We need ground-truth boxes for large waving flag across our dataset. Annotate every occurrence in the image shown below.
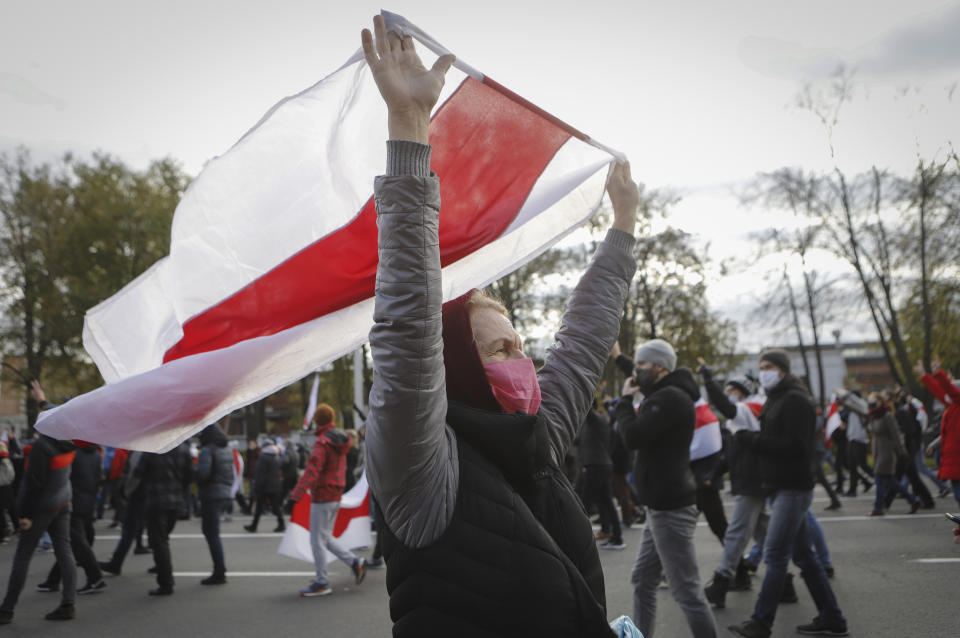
[690,399,722,461]
[278,473,372,563]
[35,11,620,452]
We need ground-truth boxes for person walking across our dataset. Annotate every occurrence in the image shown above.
[729,350,848,638]
[917,359,960,509]
[615,340,718,638]
[138,443,193,596]
[577,402,624,550]
[0,442,16,545]
[867,391,920,516]
[289,404,366,596]
[244,440,285,533]
[39,441,107,595]
[838,391,873,496]
[196,424,234,585]
[98,451,150,575]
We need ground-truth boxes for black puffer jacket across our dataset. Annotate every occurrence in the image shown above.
[137,443,193,510]
[253,444,283,495]
[70,444,102,517]
[576,410,612,467]
[18,435,76,518]
[197,425,234,501]
[737,374,815,493]
[615,367,699,510]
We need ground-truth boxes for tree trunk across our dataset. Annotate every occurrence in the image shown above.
[784,268,812,387]
[802,269,827,409]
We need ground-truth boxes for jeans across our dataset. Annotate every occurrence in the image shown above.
[805,510,831,569]
[1,506,75,611]
[309,501,357,587]
[915,451,948,491]
[874,473,916,511]
[752,490,845,630]
[583,465,621,542]
[146,507,178,590]
[47,512,102,586]
[631,505,717,638]
[953,480,960,508]
[717,494,767,579]
[201,497,229,577]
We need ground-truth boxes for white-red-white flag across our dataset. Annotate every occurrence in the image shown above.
[35,11,620,452]
[230,446,244,498]
[690,399,722,461]
[825,396,843,440]
[277,473,372,564]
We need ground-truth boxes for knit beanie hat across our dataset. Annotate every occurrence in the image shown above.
[634,339,677,372]
[759,349,791,373]
[725,377,752,397]
[441,290,502,413]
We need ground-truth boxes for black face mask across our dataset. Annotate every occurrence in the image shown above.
[634,367,658,393]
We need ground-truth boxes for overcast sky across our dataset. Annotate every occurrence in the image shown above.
[3,0,959,351]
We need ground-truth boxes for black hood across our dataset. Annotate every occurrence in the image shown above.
[199,424,228,448]
[651,367,700,402]
[40,434,77,454]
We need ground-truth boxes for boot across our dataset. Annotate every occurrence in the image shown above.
[780,572,798,603]
[704,571,730,608]
[731,559,752,591]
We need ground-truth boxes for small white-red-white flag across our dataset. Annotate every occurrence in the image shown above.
[35,10,620,452]
[277,473,372,564]
[826,396,843,440]
[303,373,320,430]
[690,399,722,461]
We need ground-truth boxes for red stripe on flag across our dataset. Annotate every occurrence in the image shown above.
[163,77,572,363]
[332,490,370,537]
[695,402,718,429]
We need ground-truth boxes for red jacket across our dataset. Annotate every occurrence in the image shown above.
[289,422,351,504]
[921,371,960,481]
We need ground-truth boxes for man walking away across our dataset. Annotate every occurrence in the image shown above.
[244,440,285,533]
[138,442,193,596]
[196,424,234,585]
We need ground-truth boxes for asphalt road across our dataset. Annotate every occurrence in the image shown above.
[1,486,957,637]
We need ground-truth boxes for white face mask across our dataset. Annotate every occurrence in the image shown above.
[726,392,741,403]
[759,369,782,390]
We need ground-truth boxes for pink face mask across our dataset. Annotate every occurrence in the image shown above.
[483,357,542,415]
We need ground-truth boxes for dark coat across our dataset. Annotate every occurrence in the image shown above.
[737,374,816,494]
[701,369,763,496]
[70,445,103,517]
[197,425,234,501]
[137,443,193,510]
[615,367,699,510]
[576,410,612,467]
[253,445,283,495]
[18,435,76,518]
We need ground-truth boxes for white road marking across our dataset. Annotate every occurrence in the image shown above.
[173,571,316,577]
[910,558,960,564]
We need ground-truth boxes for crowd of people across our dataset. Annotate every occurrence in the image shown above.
[0,15,957,636]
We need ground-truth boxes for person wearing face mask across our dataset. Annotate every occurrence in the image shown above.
[728,350,849,638]
[360,15,640,637]
[614,340,718,638]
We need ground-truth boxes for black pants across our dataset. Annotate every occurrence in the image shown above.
[0,485,16,540]
[847,441,873,493]
[696,485,728,544]
[1,506,75,611]
[47,512,102,586]
[582,465,621,543]
[832,438,847,492]
[887,456,934,509]
[814,461,841,506]
[250,491,284,530]
[201,497,228,578]
[147,506,178,590]
[107,495,147,568]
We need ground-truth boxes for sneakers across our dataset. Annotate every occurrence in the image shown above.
[44,604,75,621]
[909,500,921,514]
[939,485,952,498]
[599,539,626,550]
[728,619,771,638]
[363,557,384,570]
[352,558,367,585]
[704,572,730,608]
[148,587,173,596]
[862,480,873,493]
[741,558,759,574]
[781,573,798,603]
[36,581,59,593]
[300,582,332,597]
[796,616,849,635]
[201,575,227,585]
[77,579,107,595]
[99,561,121,576]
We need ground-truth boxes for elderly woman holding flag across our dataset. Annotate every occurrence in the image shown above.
[361,14,640,638]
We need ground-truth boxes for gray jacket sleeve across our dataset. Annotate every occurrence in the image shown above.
[365,153,459,549]
[537,230,637,467]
